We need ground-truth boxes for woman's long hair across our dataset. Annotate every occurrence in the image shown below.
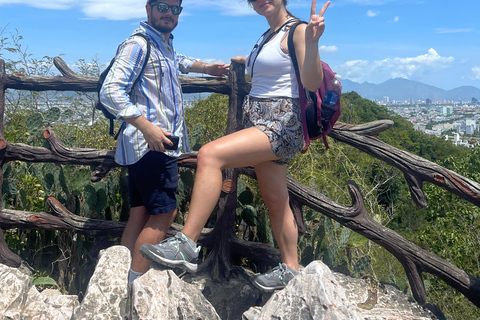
[283,0,297,19]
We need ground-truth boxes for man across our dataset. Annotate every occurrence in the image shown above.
[99,0,229,285]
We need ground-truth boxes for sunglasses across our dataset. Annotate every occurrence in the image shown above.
[151,2,183,15]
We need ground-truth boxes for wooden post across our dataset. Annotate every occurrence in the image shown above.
[198,62,248,279]
[225,61,248,134]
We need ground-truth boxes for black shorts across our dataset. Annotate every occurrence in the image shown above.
[127,151,178,215]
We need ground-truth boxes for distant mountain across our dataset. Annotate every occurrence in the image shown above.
[341,78,480,103]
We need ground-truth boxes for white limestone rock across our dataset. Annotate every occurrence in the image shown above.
[72,245,131,320]
[131,268,221,320]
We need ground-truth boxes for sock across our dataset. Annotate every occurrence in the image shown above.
[128,269,144,285]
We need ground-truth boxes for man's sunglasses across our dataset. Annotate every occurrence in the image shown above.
[150,2,183,15]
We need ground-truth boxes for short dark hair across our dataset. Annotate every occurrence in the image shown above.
[148,0,182,5]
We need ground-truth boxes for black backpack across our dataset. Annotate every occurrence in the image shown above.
[95,33,151,138]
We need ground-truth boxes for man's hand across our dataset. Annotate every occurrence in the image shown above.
[204,63,230,76]
[122,115,173,152]
[142,125,173,152]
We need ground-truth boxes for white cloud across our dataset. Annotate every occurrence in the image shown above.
[344,0,392,4]
[187,0,254,17]
[0,0,255,20]
[335,48,455,83]
[393,16,399,22]
[472,67,480,80]
[81,0,146,20]
[435,28,475,34]
[320,45,338,53]
[366,9,380,17]
[0,0,75,10]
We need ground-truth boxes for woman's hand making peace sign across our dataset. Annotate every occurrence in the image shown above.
[305,0,330,45]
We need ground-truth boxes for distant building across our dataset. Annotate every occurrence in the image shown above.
[426,99,432,105]
[425,129,442,137]
[445,133,460,142]
[413,123,427,132]
[454,140,471,147]
[443,123,454,130]
[441,106,453,116]
[466,119,476,130]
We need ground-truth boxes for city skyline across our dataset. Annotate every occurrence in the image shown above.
[0,0,479,90]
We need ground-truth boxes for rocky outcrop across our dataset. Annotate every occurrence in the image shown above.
[131,269,221,319]
[0,264,79,319]
[72,245,130,319]
[242,261,363,319]
[0,245,442,320]
[335,272,439,320]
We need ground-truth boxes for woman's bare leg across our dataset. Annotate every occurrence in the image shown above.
[182,127,278,242]
[255,161,299,270]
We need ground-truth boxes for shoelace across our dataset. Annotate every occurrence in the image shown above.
[161,234,184,252]
[268,263,287,280]
[161,234,201,258]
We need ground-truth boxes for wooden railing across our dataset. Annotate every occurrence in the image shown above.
[0,57,479,308]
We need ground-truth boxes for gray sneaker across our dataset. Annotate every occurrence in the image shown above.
[250,263,299,292]
[139,232,201,273]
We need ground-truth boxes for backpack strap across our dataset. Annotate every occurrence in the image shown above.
[287,20,313,147]
[128,33,152,93]
[248,18,297,78]
[112,33,151,139]
[287,21,306,78]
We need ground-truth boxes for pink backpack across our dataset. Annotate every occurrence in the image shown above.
[288,21,342,149]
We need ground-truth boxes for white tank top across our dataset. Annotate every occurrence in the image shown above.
[246,25,299,98]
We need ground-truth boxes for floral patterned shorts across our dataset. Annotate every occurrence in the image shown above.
[243,95,305,165]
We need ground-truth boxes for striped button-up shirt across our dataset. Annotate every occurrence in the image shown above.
[99,21,195,165]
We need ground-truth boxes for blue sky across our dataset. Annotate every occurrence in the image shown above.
[0,0,479,90]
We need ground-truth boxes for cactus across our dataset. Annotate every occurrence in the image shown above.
[44,107,61,123]
[189,123,203,151]
[177,168,195,223]
[95,187,108,216]
[84,185,97,217]
[304,208,318,221]
[353,255,372,275]
[241,205,257,227]
[26,112,44,133]
[339,227,351,249]
[238,189,254,207]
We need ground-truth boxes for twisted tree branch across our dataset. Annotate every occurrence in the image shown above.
[330,121,480,208]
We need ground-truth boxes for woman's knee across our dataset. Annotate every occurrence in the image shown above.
[197,143,222,170]
[262,189,289,213]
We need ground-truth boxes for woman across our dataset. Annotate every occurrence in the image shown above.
[140,0,330,292]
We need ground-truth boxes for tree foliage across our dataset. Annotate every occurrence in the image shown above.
[184,93,229,150]
[1,27,124,297]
